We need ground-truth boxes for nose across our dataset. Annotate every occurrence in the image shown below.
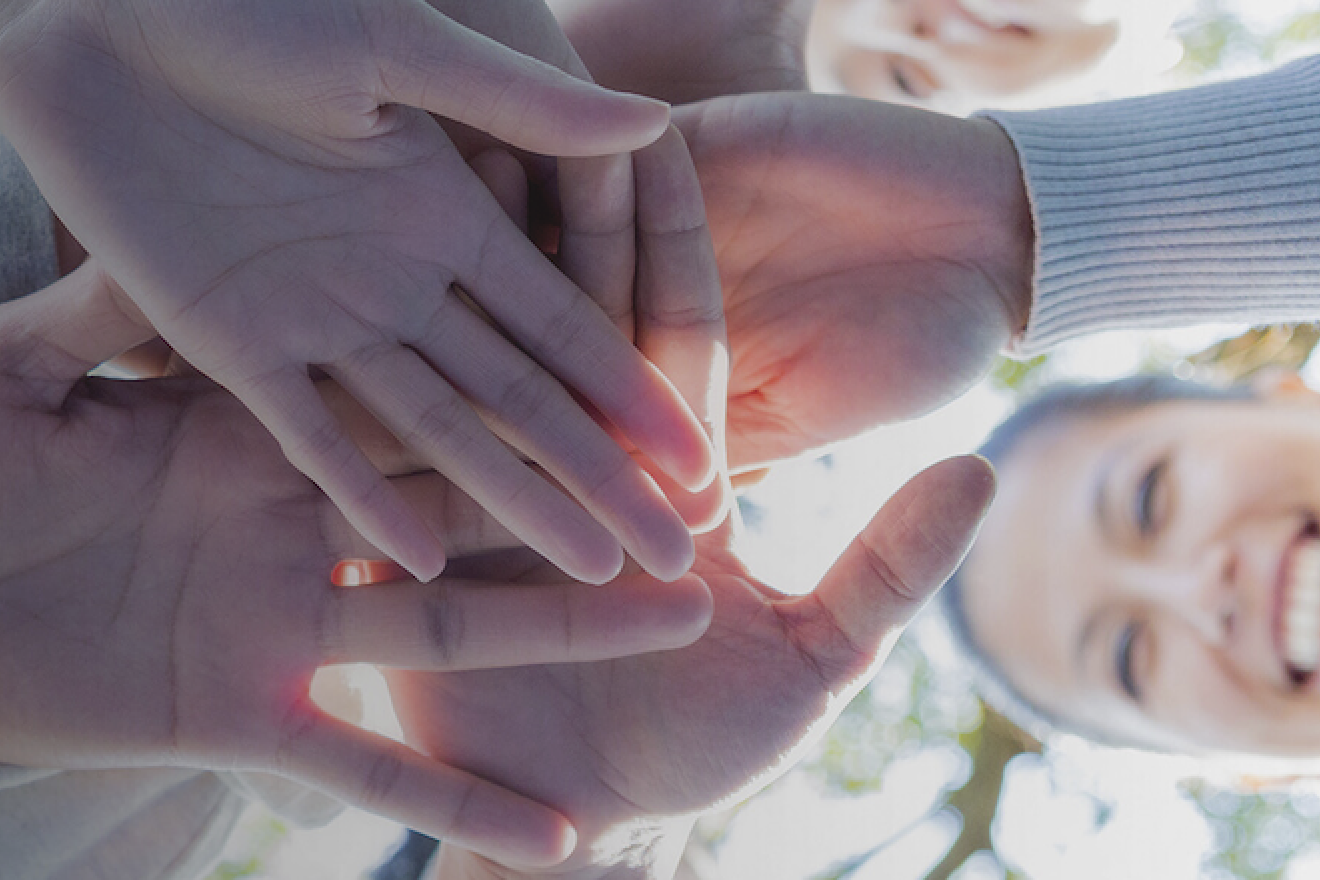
[1127,543,1238,644]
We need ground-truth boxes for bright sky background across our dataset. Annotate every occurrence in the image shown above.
[210,1,1320,878]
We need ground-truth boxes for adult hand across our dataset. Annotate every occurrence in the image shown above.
[551,0,813,103]
[0,265,715,867]
[386,454,996,879]
[675,92,1035,472]
[0,0,715,585]
[430,0,732,531]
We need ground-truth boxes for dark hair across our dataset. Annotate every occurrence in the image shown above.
[936,375,1254,749]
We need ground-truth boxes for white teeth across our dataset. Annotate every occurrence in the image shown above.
[1285,542,1320,672]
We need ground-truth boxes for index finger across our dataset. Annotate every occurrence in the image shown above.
[632,125,732,528]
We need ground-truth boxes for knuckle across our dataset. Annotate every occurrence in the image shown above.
[286,420,350,473]
[559,588,577,658]
[637,295,726,331]
[314,590,345,661]
[858,537,923,605]
[355,750,406,813]
[422,589,466,668]
[571,446,637,508]
[536,295,595,360]
[274,700,322,774]
[443,776,479,835]
[405,398,472,453]
[494,368,560,434]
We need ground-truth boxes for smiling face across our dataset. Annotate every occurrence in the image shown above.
[808,0,1119,112]
[963,394,1320,756]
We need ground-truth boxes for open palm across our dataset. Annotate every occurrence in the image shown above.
[387,454,995,877]
[674,93,1034,473]
[0,0,713,585]
[0,266,714,867]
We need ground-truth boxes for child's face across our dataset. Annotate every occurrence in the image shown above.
[964,395,1320,756]
[809,0,1119,112]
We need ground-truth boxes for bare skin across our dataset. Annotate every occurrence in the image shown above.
[388,454,997,880]
[0,265,717,868]
[673,92,1033,472]
[0,0,715,585]
[551,0,814,103]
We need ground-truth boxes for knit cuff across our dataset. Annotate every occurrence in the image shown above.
[981,56,1320,356]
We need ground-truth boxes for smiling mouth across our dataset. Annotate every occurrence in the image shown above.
[1281,517,1320,685]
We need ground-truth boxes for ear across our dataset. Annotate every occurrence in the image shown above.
[1251,367,1315,400]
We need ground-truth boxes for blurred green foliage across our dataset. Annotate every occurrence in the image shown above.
[988,354,1049,395]
[1181,778,1320,880]
[206,815,290,880]
[1175,0,1320,76]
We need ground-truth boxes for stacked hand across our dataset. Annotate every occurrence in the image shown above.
[674,92,1035,473]
[0,0,719,585]
[551,0,814,103]
[430,0,731,532]
[387,456,995,880]
[0,267,717,868]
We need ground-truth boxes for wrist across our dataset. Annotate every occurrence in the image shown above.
[969,116,1035,340]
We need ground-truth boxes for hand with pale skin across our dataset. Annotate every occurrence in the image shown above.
[0,265,717,868]
[385,454,996,880]
[0,0,717,586]
[549,0,814,103]
[671,92,1034,474]
[426,0,731,532]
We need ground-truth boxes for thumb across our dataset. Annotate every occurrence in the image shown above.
[800,455,996,680]
[372,2,670,157]
[0,260,155,406]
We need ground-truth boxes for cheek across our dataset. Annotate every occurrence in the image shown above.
[935,43,1049,95]
[1178,447,1303,519]
[1151,637,1320,754]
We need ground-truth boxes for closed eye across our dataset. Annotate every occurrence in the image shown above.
[1116,620,1145,702]
[1134,458,1169,537]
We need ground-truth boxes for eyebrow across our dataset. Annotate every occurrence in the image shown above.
[1092,437,1140,548]
[1074,610,1102,683]
[1092,449,1121,546]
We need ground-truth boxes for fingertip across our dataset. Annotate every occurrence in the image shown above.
[482,804,577,870]
[401,541,447,585]
[352,501,447,584]
[933,454,998,531]
[634,524,696,584]
[968,453,999,496]
[543,816,579,868]
[549,85,671,157]
[621,93,672,147]
[684,444,720,495]
[666,573,715,644]
[559,534,627,587]
[682,479,731,534]
[642,454,730,534]
[654,428,719,496]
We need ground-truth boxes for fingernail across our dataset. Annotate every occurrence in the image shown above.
[331,559,409,587]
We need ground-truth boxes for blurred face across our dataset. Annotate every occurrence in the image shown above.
[808,0,1119,112]
[963,394,1320,756]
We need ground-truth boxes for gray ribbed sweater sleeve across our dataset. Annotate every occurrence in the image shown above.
[981,55,1320,355]
[0,130,57,304]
